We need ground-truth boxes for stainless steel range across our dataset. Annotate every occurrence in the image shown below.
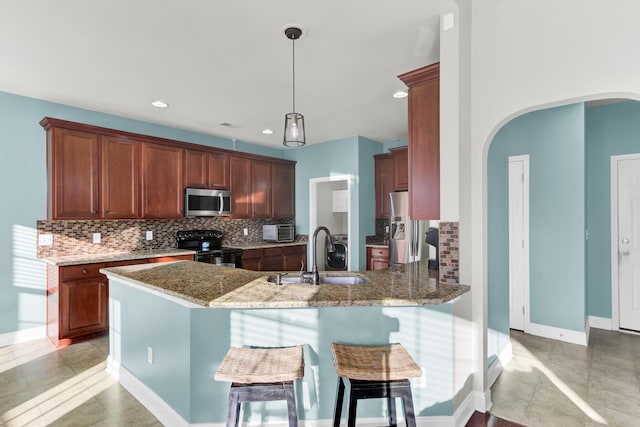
[176,230,242,268]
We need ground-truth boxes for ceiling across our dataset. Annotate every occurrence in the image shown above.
[0,1,450,147]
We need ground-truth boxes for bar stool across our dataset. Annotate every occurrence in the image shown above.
[331,343,422,427]
[215,345,304,427]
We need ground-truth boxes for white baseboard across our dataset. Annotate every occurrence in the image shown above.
[587,316,612,331]
[0,326,46,347]
[487,342,512,388]
[528,322,587,346]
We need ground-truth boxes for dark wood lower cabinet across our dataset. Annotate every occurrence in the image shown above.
[241,245,307,272]
[47,254,193,347]
[367,246,389,271]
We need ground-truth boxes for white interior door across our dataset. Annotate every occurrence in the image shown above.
[617,157,640,332]
[508,156,529,331]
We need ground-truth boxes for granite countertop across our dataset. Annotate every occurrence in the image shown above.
[227,241,307,250]
[365,242,388,249]
[101,260,469,309]
[41,248,197,266]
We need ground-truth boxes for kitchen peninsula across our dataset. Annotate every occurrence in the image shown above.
[102,260,471,425]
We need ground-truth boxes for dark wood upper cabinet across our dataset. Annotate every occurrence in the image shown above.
[102,136,139,219]
[47,128,100,219]
[141,142,184,219]
[272,162,295,218]
[208,153,229,189]
[398,62,440,220]
[230,156,252,218]
[251,160,272,218]
[40,117,295,220]
[390,147,408,191]
[374,153,394,219]
[185,149,208,188]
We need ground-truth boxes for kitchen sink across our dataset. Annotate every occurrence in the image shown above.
[267,274,369,285]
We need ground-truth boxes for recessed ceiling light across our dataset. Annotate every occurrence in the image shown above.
[262,129,274,135]
[151,100,168,108]
[393,91,408,99]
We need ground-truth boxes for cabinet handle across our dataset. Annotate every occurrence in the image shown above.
[100,282,106,287]
[82,268,88,274]
[104,210,111,214]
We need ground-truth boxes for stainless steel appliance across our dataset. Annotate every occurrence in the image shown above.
[326,234,348,271]
[184,188,231,217]
[262,224,295,242]
[389,191,424,264]
[176,230,242,267]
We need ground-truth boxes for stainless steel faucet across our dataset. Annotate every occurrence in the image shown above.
[301,226,335,285]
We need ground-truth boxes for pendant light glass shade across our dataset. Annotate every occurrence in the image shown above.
[284,112,305,147]
[283,26,305,147]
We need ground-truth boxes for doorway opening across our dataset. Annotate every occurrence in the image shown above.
[309,175,352,271]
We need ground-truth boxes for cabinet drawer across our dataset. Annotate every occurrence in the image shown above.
[148,255,194,263]
[60,263,108,281]
[370,248,389,258]
[263,247,283,257]
[243,249,263,259]
[282,245,306,255]
[109,259,148,268]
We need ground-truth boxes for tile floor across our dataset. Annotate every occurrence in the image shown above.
[0,335,160,427]
[490,329,640,427]
[2,329,639,426]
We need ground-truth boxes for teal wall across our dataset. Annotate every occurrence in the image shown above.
[585,100,640,318]
[487,103,587,361]
[0,90,385,338]
[0,90,283,336]
[284,136,383,269]
[109,276,459,423]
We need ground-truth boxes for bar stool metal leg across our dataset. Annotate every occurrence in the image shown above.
[388,394,397,426]
[226,388,241,427]
[333,377,346,426]
[347,388,358,427]
[284,382,298,427]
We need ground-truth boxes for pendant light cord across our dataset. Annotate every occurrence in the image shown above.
[292,36,296,114]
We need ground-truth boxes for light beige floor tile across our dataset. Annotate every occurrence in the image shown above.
[540,358,591,387]
[488,394,529,425]
[588,373,640,398]
[551,340,592,362]
[524,401,586,427]
[590,362,638,385]
[529,379,588,419]
[535,375,588,400]
[585,403,640,427]
[40,395,108,427]
[59,347,106,374]
[586,386,640,418]
[0,389,42,426]
[491,374,537,402]
[590,353,635,371]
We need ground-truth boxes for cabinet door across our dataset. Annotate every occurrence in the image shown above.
[208,153,230,189]
[141,143,184,218]
[272,162,295,218]
[283,245,306,271]
[375,154,394,219]
[252,160,272,218]
[185,149,208,188]
[367,247,389,271]
[50,128,99,219]
[402,64,440,220]
[230,156,252,218]
[391,147,408,191]
[102,136,140,218]
[241,248,263,271]
[60,278,108,338]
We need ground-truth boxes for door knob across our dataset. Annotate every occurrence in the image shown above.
[622,238,630,245]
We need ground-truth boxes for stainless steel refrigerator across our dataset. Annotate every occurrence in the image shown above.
[389,191,425,264]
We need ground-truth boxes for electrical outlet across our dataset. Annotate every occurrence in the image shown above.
[147,346,153,364]
[92,233,101,244]
[243,228,249,236]
[146,230,153,240]
[38,234,53,246]
[413,369,426,388]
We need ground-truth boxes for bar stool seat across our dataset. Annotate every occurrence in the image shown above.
[331,343,422,427]
[215,346,304,427]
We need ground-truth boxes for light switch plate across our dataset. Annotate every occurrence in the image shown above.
[92,233,101,244]
[146,230,153,240]
[38,234,53,246]
[243,228,249,236]
[442,13,455,31]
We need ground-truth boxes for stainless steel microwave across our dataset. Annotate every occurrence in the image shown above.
[184,188,231,217]
[263,224,295,242]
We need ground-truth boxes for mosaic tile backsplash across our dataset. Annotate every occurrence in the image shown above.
[438,221,459,284]
[36,218,296,258]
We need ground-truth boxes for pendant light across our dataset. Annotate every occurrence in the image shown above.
[283,26,305,147]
